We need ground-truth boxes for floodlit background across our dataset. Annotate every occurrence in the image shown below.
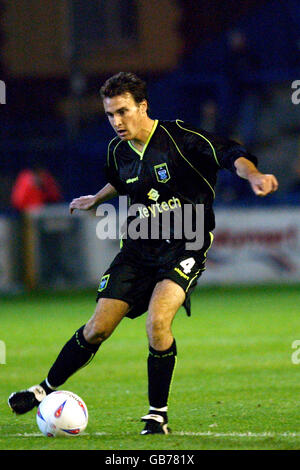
[0,0,300,292]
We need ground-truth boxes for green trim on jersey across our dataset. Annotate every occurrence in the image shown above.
[112,139,123,170]
[127,119,159,160]
[167,355,177,406]
[159,124,216,198]
[176,119,220,167]
[106,136,118,165]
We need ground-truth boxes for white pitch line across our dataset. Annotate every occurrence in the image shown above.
[8,433,45,437]
[7,431,300,439]
[7,431,109,437]
[173,431,300,438]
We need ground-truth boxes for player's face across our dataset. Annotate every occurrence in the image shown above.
[103,93,148,141]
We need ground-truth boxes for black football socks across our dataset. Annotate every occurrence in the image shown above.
[147,339,177,418]
[40,325,100,391]
[39,326,177,422]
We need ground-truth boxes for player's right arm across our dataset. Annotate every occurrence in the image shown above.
[69,183,118,214]
[234,157,278,196]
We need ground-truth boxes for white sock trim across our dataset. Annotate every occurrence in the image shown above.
[45,378,56,391]
[149,406,168,412]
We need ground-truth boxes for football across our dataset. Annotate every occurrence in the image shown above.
[36,390,88,437]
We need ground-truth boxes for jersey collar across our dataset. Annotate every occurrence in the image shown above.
[127,119,158,160]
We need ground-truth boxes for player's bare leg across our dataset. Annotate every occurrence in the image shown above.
[147,279,185,350]
[84,298,130,344]
[141,279,185,435]
[8,298,129,415]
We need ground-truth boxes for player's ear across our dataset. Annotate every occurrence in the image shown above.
[139,99,148,115]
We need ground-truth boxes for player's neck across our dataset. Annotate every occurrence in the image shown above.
[130,117,155,152]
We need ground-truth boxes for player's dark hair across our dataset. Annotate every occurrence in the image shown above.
[100,72,149,108]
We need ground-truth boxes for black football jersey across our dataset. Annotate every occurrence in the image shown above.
[104,119,257,258]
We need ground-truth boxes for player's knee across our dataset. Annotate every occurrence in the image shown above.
[83,319,112,344]
[146,314,169,342]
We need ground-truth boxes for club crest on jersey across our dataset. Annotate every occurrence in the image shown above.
[154,163,170,183]
[98,274,110,292]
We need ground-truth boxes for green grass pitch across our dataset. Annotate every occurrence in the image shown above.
[0,285,299,450]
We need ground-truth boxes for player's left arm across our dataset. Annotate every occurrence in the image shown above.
[234,156,279,196]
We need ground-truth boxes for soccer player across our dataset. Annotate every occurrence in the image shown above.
[8,72,278,434]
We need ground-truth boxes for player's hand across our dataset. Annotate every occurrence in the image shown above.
[69,195,97,214]
[248,173,279,197]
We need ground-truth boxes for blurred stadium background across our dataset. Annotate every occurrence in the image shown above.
[0,0,300,294]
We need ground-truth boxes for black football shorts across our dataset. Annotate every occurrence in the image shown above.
[96,233,213,319]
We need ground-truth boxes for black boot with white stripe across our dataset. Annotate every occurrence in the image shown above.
[140,413,171,435]
[8,385,47,415]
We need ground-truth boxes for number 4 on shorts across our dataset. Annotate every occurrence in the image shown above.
[180,257,196,274]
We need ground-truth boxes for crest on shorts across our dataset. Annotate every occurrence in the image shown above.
[98,274,110,292]
[154,163,170,183]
